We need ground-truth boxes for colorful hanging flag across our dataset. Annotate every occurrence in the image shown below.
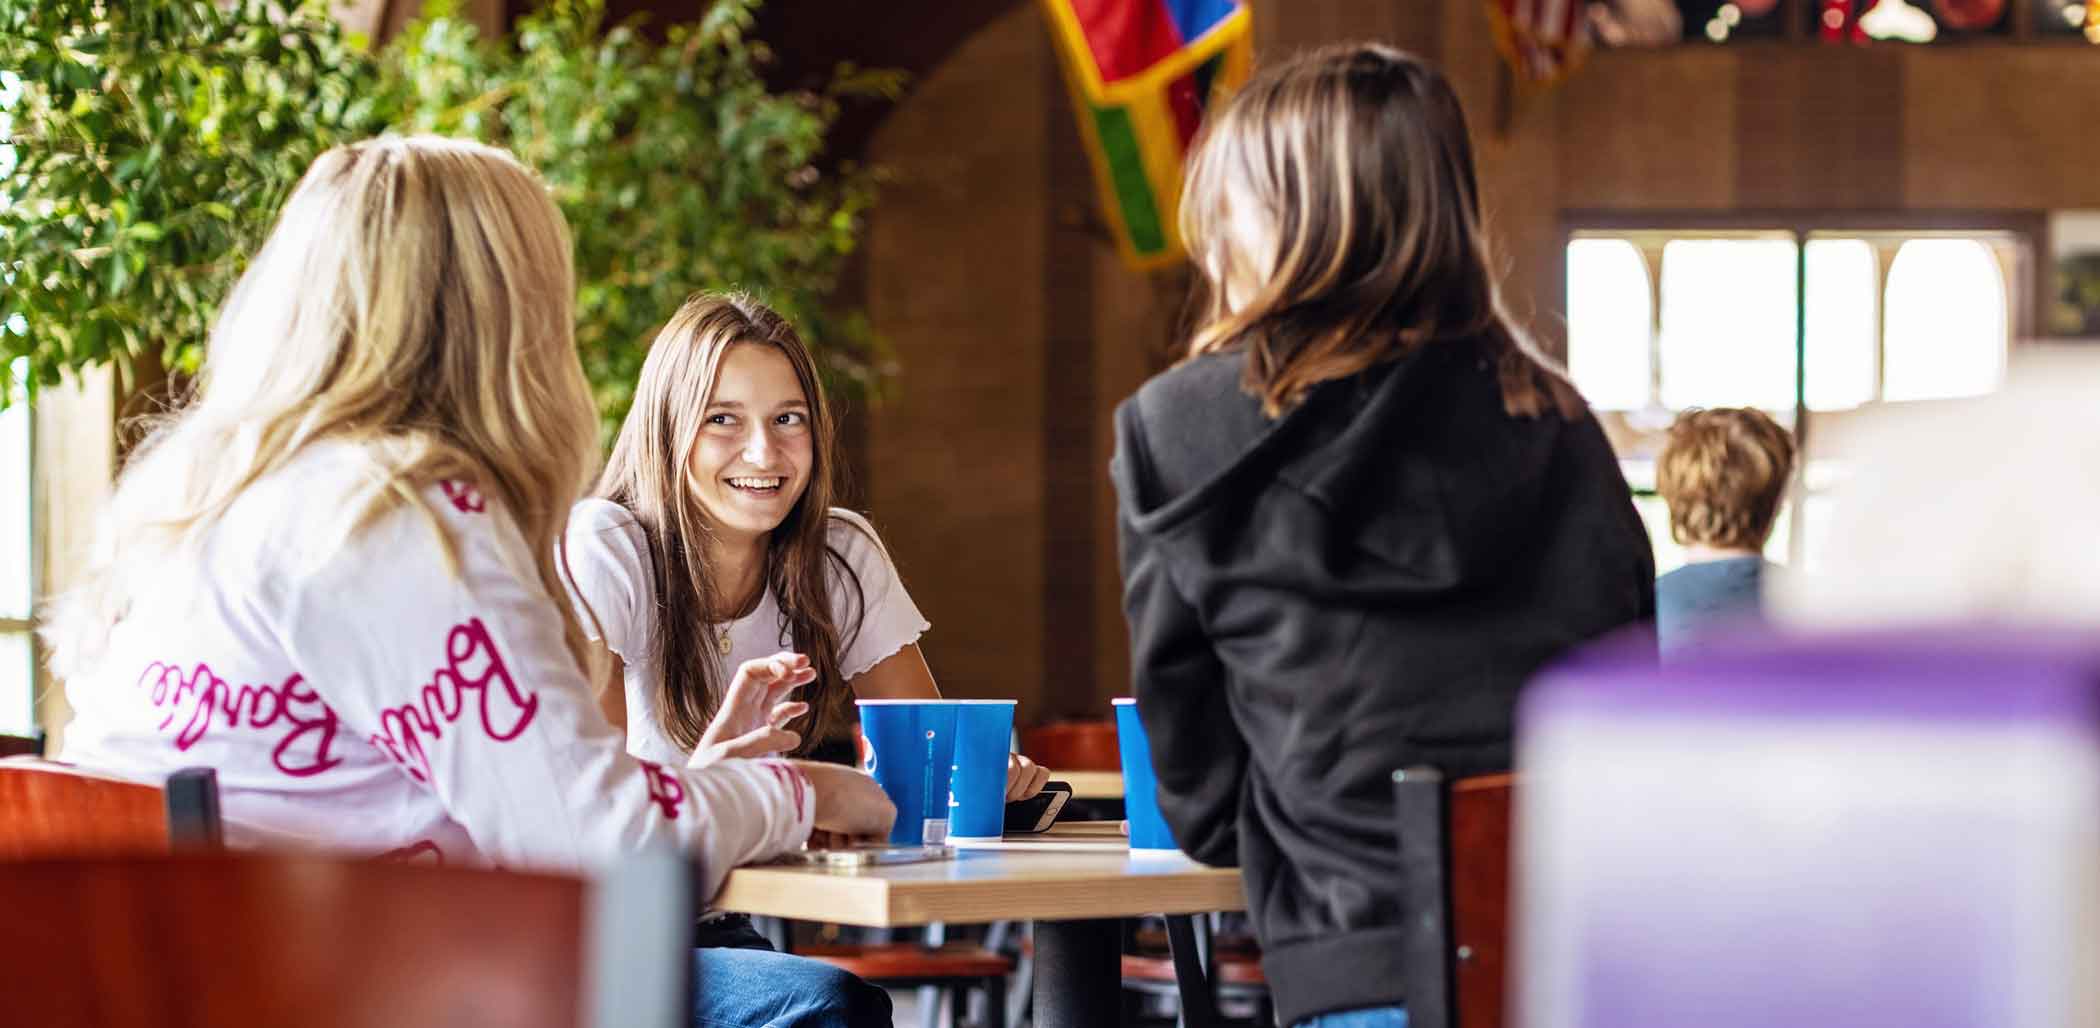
[1039,0,1254,269]
[1488,0,1591,84]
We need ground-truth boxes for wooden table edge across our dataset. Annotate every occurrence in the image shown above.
[713,862,1245,928]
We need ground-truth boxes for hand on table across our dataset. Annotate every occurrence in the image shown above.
[688,651,814,768]
[791,759,897,842]
[1007,752,1050,801]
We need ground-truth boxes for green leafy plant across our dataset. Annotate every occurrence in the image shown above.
[0,0,389,401]
[385,0,898,429]
[1,0,898,429]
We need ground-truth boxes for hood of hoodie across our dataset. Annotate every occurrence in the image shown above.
[1114,337,1573,604]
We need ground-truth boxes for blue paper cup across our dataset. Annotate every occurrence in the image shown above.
[858,700,959,845]
[1113,698,1179,852]
[947,700,1017,839]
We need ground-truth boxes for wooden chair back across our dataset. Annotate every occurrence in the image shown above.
[1449,773,1515,1028]
[1396,768,1517,1028]
[0,732,45,757]
[0,758,221,858]
[0,849,691,1028]
[1019,720,1122,771]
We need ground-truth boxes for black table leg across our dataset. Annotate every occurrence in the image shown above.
[1033,917,1121,1028]
[1165,913,1219,1028]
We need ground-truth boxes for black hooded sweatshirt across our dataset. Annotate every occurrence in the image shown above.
[1110,339,1655,1025]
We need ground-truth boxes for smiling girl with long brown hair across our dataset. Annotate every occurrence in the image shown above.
[563,293,1047,818]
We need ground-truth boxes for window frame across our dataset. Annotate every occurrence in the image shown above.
[1559,209,2050,340]
[1556,209,2047,569]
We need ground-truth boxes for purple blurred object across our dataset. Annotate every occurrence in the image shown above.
[1515,627,2100,1028]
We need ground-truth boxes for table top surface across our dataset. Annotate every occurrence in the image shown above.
[713,822,1244,927]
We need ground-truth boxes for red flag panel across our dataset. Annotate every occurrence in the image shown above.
[1069,0,1187,83]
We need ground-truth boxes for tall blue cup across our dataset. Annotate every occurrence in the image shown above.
[1113,697,1179,851]
[948,700,1017,839]
[858,700,959,845]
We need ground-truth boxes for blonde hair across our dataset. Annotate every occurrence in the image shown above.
[1657,407,1796,550]
[1180,44,1580,420]
[45,136,600,678]
[593,292,863,754]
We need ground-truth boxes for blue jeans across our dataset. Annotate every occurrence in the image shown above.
[1296,1006,1409,1028]
[692,915,893,1028]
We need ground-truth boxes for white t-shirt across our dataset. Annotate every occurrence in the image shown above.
[562,499,930,767]
[60,441,813,896]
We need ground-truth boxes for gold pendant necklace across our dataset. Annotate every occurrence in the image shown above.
[715,574,763,660]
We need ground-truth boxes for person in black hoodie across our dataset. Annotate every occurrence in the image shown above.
[1110,45,1656,1028]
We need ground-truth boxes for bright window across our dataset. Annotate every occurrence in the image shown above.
[1656,238,1799,411]
[1803,239,1878,411]
[0,362,30,736]
[1882,239,2008,402]
[2,70,36,735]
[1567,226,2023,573]
[1566,238,1653,411]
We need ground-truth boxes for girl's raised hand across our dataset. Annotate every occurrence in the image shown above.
[688,651,815,767]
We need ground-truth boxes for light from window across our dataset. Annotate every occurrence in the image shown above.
[1567,238,1654,411]
[0,446,22,625]
[1792,491,1839,575]
[0,373,26,620]
[1766,503,1792,567]
[1803,239,1878,411]
[1658,239,1800,411]
[1882,239,2007,402]
[0,356,28,736]
[0,633,26,736]
[1632,494,1684,574]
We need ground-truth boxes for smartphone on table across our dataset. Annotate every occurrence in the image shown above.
[1004,779,1073,834]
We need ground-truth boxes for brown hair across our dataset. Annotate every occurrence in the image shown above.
[1657,407,1797,550]
[589,292,863,755]
[1179,43,1582,420]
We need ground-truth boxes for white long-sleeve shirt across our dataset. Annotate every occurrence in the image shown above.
[61,441,812,896]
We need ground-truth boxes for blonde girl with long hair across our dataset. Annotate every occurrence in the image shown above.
[47,136,893,1028]
[562,292,1048,813]
[1111,46,1655,1028]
